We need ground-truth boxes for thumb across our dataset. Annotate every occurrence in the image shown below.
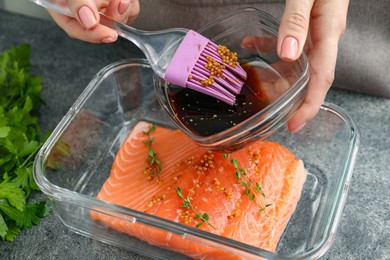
[277,0,314,61]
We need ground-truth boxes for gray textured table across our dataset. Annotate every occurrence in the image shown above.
[0,10,389,260]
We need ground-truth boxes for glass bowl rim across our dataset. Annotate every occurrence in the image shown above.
[157,7,311,145]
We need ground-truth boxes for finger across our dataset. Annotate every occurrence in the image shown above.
[48,10,118,43]
[103,0,139,25]
[310,0,349,44]
[288,0,349,133]
[104,0,131,22]
[278,0,315,61]
[126,0,140,25]
[288,37,339,133]
[67,0,100,30]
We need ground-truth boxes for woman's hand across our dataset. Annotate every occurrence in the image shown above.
[278,0,349,133]
[47,0,140,43]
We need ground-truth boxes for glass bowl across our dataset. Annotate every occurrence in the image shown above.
[154,8,310,152]
[34,59,359,260]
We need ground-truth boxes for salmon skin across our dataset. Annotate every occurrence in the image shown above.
[91,121,307,259]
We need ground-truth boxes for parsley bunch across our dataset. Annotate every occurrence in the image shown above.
[0,44,50,241]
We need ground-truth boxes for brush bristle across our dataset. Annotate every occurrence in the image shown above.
[164,30,247,106]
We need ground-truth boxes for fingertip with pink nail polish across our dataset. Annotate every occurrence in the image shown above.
[118,0,130,15]
[241,42,254,49]
[78,6,97,29]
[101,37,115,43]
[280,36,298,61]
[290,122,306,134]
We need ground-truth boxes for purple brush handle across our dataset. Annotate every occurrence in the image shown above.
[164,30,209,87]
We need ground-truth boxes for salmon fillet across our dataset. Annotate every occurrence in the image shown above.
[91,121,307,259]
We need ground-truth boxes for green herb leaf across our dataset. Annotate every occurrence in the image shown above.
[0,181,26,211]
[175,186,216,230]
[0,214,8,239]
[0,126,10,138]
[175,187,183,198]
[2,222,20,241]
[230,158,238,169]
[227,156,271,216]
[143,124,162,182]
[18,201,51,228]
[0,199,23,222]
[195,222,204,228]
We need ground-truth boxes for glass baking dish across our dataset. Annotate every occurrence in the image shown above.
[34,59,359,259]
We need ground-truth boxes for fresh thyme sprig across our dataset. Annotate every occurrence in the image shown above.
[143,124,162,182]
[175,187,216,230]
[227,155,272,215]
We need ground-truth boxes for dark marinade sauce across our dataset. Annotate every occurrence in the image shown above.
[167,64,270,137]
